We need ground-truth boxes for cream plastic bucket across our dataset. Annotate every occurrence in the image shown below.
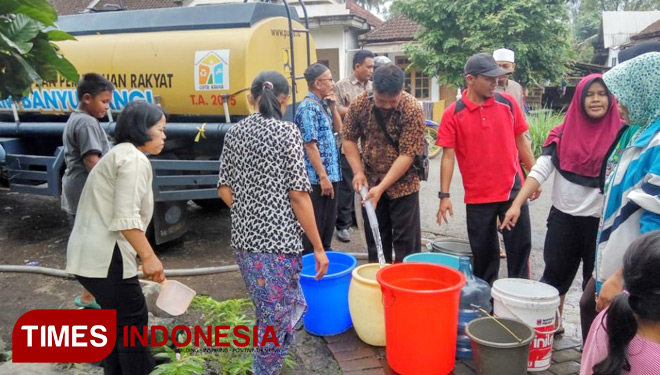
[348,263,386,346]
[491,278,560,372]
[156,279,196,316]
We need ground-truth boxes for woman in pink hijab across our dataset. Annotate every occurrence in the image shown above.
[501,74,622,340]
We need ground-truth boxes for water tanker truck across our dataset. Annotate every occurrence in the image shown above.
[0,1,315,243]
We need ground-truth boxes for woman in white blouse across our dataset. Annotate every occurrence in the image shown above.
[500,74,622,340]
[66,101,166,375]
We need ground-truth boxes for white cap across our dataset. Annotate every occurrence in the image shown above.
[493,48,515,63]
[374,55,392,68]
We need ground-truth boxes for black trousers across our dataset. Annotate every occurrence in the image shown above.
[303,183,338,253]
[541,206,599,295]
[364,192,421,263]
[336,154,355,231]
[76,245,155,375]
[466,200,531,285]
[579,277,598,345]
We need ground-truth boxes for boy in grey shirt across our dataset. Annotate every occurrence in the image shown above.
[62,73,114,309]
[61,73,114,215]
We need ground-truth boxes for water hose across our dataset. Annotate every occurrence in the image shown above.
[0,252,370,279]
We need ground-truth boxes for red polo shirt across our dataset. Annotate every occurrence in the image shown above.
[437,91,528,204]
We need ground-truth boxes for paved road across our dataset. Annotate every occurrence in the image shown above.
[337,156,583,340]
[419,156,583,340]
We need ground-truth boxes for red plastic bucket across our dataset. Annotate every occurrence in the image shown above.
[377,263,465,375]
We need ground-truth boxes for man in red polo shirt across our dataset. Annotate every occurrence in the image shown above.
[436,53,538,284]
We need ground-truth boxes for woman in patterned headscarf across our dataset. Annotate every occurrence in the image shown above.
[580,52,660,341]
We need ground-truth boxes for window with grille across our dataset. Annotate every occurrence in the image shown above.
[395,56,431,100]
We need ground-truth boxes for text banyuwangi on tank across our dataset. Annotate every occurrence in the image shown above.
[0,88,155,113]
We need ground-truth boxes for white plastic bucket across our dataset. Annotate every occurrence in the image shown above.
[491,278,560,372]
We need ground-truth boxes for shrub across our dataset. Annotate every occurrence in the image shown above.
[150,296,297,375]
[527,110,564,158]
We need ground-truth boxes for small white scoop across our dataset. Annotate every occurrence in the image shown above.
[156,279,196,316]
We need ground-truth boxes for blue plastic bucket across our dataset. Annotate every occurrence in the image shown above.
[300,251,357,336]
[403,252,460,270]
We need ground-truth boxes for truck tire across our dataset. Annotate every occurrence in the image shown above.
[193,198,227,211]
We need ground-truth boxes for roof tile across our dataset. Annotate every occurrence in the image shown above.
[345,0,383,28]
[362,14,419,43]
[637,18,660,37]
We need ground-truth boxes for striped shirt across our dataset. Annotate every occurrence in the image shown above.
[595,117,660,289]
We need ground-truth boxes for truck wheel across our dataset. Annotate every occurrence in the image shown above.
[193,198,227,211]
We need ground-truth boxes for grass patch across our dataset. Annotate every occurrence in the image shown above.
[150,296,297,375]
[527,110,564,158]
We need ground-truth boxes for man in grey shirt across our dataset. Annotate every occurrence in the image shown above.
[493,48,525,111]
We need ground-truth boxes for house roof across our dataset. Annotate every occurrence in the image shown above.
[633,18,660,40]
[601,11,660,48]
[361,14,419,43]
[48,0,181,15]
[345,0,383,28]
[289,1,381,29]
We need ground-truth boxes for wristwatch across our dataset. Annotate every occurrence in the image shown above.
[438,191,450,199]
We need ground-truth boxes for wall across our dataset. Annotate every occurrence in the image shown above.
[317,48,340,81]
[607,48,620,67]
[311,25,346,78]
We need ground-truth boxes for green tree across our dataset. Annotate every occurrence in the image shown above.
[353,0,390,15]
[394,0,572,87]
[0,0,78,101]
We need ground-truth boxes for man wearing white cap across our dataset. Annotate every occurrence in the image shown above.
[493,48,530,259]
[493,48,525,110]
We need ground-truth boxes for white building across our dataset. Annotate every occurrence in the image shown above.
[597,11,660,67]
[360,14,452,121]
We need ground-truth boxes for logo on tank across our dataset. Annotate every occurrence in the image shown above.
[194,50,230,91]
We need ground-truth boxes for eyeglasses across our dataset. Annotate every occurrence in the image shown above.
[317,78,334,82]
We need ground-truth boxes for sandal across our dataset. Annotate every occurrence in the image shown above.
[554,327,565,338]
[499,236,506,258]
[74,295,101,309]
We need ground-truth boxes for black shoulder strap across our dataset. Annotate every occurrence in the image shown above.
[454,99,466,115]
[494,92,514,116]
[373,106,398,152]
[303,96,332,122]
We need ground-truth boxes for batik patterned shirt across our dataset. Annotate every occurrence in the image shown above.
[342,91,425,199]
[294,92,341,184]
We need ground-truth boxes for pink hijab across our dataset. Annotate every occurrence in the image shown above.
[543,74,622,182]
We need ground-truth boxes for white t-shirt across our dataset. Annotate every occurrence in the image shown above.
[527,155,604,217]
